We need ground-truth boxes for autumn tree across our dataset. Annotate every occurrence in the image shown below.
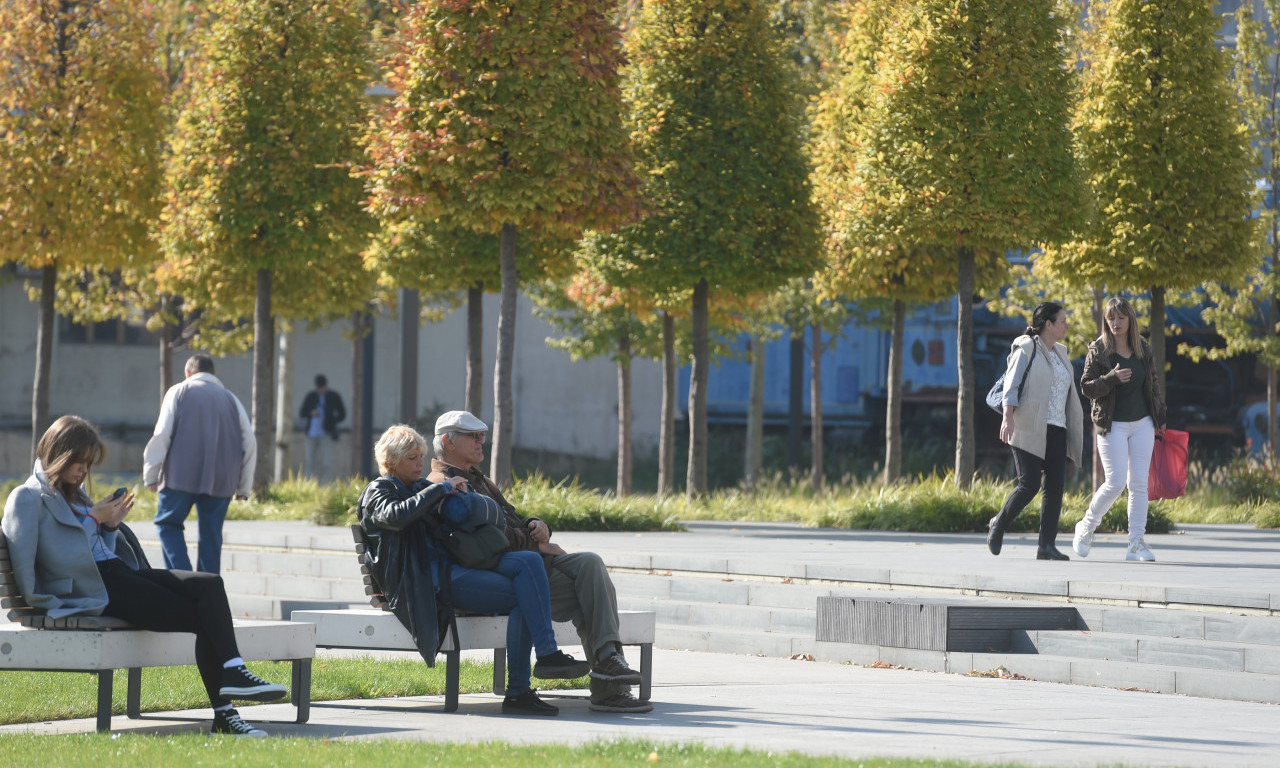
[0,1,164,457]
[530,256,665,497]
[1041,0,1259,398]
[606,0,821,497]
[836,0,1080,488]
[157,0,374,489]
[362,0,637,486]
[1178,2,1280,461]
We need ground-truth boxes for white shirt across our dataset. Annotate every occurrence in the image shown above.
[142,372,256,498]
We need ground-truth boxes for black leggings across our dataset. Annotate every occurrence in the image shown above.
[96,560,240,706]
[994,425,1067,548]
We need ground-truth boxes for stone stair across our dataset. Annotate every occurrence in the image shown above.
[130,525,1280,705]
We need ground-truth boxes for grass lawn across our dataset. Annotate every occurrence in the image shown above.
[0,735,1043,768]
[0,657,586,726]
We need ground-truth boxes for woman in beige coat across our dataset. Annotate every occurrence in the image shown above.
[987,302,1085,560]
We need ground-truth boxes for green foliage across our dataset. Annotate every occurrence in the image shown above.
[1042,0,1259,292]
[361,0,637,239]
[1224,460,1280,504]
[0,2,164,278]
[610,0,821,295]
[836,0,1080,262]
[504,473,684,533]
[156,0,374,351]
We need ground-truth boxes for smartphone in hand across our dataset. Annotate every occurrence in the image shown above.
[111,487,128,501]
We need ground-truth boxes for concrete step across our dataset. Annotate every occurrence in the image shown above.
[658,622,813,657]
[812,639,1280,705]
[1015,629,1280,674]
[1075,603,1280,647]
[618,595,815,635]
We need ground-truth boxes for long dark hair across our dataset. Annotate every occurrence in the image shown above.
[1026,302,1064,337]
[35,415,105,503]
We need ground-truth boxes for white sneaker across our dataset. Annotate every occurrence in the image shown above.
[1072,521,1093,558]
[1125,538,1155,562]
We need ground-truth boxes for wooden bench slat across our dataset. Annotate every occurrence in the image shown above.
[2,596,32,610]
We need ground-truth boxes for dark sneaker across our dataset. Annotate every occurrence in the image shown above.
[219,665,287,702]
[502,690,559,716]
[589,690,653,713]
[211,708,267,737]
[590,652,642,684]
[533,650,591,680]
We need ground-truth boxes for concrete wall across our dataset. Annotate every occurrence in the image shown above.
[0,277,663,477]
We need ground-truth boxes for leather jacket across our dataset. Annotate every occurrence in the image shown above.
[357,475,453,664]
[1079,336,1166,435]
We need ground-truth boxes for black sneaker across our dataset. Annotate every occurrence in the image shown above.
[211,708,267,737]
[502,689,559,716]
[590,652,642,684]
[589,690,653,713]
[532,650,591,680]
[219,665,287,701]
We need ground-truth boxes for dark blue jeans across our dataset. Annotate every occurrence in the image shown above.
[448,550,558,695]
[154,488,232,573]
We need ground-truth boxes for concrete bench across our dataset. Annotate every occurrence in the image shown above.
[291,607,654,711]
[297,524,656,712]
[0,532,315,732]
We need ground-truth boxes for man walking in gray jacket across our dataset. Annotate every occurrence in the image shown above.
[143,354,256,573]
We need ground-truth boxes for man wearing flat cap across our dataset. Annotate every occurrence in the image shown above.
[428,410,651,713]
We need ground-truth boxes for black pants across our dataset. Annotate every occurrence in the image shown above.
[994,424,1067,549]
[97,560,240,706]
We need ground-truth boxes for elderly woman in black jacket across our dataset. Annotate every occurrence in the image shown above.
[357,424,589,716]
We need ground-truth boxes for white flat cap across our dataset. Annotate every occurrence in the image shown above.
[434,410,488,436]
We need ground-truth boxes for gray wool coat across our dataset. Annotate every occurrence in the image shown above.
[2,464,146,618]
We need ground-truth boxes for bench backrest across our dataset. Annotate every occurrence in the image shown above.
[350,524,390,611]
[0,532,132,630]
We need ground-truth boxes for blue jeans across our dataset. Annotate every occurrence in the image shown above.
[448,550,558,695]
[154,488,232,573]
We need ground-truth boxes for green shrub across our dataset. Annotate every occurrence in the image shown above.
[1225,461,1280,504]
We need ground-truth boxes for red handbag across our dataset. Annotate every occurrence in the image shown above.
[1149,429,1189,501]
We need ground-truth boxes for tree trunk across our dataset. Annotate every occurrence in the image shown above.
[658,310,676,498]
[399,287,419,426]
[350,312,365,478]
[1150,285,1167,401]
[30,264,56,462]
[787,331,804,475]
[490,224,518,487]
[809,323,825,493]
[251,268,275,492]
[273,325,295,484]
[466,281,484,416]
[884,299,905,484]
[744,334,765,489]
[616,334,632,497]
[954,247,976,489]
[1092,287,1105,490]
[1267,288,1278,463]
[686,278,710,498]
[158,295,175,398]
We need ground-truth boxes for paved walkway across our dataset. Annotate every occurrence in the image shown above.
[5,522,1280,767]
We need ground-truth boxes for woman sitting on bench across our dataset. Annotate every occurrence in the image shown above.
[1,415,287,737]
[358,424,589,716]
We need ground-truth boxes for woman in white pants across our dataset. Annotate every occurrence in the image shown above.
[1074,297,1167,561]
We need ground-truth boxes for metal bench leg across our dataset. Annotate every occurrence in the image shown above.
[127,668,142,718]
[292,658,311,723]
[444,650,460,712]
[96,670,114,733]
[639,643,652,703]
[492,649,505,695]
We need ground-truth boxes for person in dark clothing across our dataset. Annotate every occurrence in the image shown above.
[299,374,346,481]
